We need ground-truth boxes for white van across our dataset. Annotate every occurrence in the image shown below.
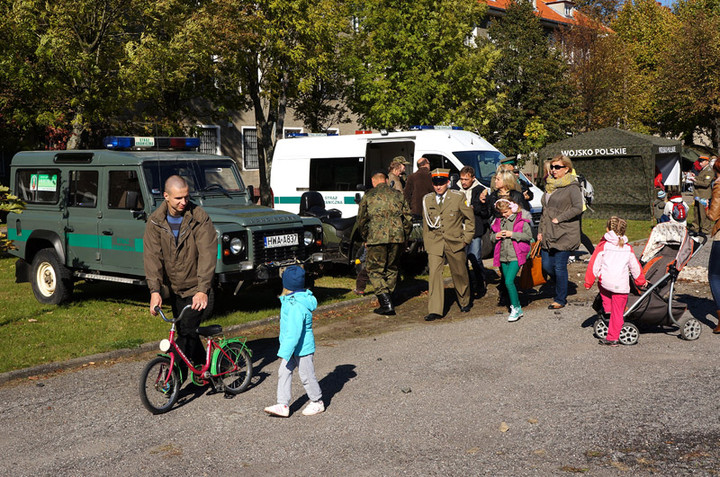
[270,127,543,225]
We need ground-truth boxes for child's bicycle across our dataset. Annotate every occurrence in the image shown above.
[139,305,253,414]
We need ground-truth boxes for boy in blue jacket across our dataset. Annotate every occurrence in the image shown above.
[264,265,324,417]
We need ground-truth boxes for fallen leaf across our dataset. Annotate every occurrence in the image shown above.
[499,422,509,432]
[533,449,546,456]
[466,447,480,455]
[610,461,629,471]
[528,418,539,424]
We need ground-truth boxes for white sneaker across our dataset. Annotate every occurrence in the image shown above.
[264,403,289,417]
[302,400,325,416]
[508,306,523,322]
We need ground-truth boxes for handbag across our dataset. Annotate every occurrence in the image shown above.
[519,241,546,290]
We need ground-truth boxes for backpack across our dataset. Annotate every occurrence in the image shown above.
[576,174,594,206]
[671,201,687,222]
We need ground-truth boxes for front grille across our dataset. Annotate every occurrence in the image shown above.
[252,228,306,266]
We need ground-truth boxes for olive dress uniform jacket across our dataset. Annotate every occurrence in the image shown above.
[422,189,475,254]
[695,164,714,201]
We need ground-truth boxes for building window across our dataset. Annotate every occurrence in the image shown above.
[284,127,303,138]
[565,4,572,16]
[198,125,221,155]
[242,127,259,170]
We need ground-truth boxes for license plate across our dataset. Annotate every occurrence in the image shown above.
[264,233,299,248]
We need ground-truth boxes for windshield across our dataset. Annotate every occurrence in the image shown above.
[453,150,505,187]
[142,159,245,196]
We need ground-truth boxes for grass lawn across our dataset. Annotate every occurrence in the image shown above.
[0,254,374,373]
[582,218,654,244]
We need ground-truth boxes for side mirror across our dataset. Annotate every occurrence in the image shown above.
[247,185,255,203]
[356,183,366,191]
[355,193,362,204]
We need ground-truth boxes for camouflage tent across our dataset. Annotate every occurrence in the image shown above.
[538,128,682,220]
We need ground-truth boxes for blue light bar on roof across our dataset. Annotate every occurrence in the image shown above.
[410,125,464,131]
[103,136,201,150]
[105,136,134,149]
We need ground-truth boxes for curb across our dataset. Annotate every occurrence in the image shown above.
[0,285,420,385]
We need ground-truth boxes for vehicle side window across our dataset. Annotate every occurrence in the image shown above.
[68,170,98,208]
[108,170,145,210]
[425,154,458,174]
[309,157,364,191]
[15,169,60,204]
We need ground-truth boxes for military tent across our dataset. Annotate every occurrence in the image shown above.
[538,127,682,220]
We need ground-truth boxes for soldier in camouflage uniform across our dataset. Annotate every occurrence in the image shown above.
[356,171,413,315]
[693,156,714,234]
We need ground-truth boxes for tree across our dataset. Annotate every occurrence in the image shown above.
[487,0,575,157]
[610,0,677,134]
[344,0,500,133]
[0,185,23,252]
[573,0,622,24]
[560,18,647,132]
[656,5,720,150]
[196,0,352,206]
[0,0,151,149]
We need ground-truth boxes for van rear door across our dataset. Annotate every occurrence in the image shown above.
[364,139,415,184]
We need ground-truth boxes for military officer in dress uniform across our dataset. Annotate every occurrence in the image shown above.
[422,168,475,321]
[357,171,412,315]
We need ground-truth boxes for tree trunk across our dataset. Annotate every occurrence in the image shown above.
[66,110,85,150]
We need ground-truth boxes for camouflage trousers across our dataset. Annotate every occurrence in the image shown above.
[366,243,403,296]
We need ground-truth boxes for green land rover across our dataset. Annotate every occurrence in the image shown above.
[6,136,324,305]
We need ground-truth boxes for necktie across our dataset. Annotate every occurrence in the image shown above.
[437,194,443,207]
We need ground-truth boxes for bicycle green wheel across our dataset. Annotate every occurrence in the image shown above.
[139,356,180,414]
[215,342,253,394]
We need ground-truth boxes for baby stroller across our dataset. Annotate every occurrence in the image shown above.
[593,222,707,345]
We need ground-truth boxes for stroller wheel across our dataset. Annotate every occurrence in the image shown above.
[677,316,702,341]
[618,322,639,346]
[593,317,609,339]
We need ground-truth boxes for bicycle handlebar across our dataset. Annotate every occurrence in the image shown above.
[154,304,193,324]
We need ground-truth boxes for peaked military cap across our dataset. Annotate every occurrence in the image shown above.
[430,168,450,184]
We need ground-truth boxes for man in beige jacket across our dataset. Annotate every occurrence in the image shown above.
[422,168,475,321]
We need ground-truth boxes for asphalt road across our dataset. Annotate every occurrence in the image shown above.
[2,236,719,476]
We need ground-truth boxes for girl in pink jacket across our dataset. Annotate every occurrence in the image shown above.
[584,216,646,346]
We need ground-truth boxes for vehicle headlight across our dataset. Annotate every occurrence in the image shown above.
[230,237,245,255]
[303,230,314,246]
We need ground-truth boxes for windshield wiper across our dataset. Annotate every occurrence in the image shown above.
[199,183,232,199]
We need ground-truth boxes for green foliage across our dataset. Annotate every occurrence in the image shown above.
[0,185,24,252]
[656,3,720,150]
[344,0,500,132]
[561,19,648,132]
[487,0,575,156]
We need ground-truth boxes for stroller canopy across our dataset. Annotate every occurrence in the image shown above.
[641,222,694,271]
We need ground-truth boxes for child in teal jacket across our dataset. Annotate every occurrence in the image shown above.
[264,265,324,417]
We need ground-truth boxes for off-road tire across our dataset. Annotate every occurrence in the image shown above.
[30,249,73,305]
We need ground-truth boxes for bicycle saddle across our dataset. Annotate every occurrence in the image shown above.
[196,325,223,336]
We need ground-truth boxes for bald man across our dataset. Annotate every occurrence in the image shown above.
[144,175,218,371]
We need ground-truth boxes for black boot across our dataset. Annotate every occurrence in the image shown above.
[373,293,396,315]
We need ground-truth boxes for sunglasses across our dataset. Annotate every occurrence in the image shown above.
[550,164,567,170]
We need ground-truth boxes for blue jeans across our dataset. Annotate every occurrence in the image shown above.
[541,249,570,306]
[466,237,485,285]
[709,241,720,310]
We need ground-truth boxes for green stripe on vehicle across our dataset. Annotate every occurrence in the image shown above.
[7,229,30,242]
[274,196,302,204]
